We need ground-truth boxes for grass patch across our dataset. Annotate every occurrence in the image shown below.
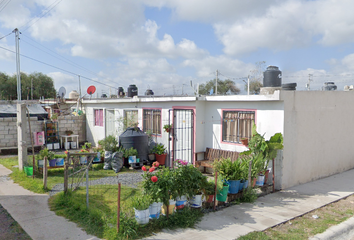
[49,185,203,240]
[238,194,354,239]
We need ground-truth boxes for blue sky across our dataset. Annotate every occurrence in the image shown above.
[1,0,354,97]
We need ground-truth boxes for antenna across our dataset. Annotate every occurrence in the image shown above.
[306,74,313,90]
[58,87,66,99]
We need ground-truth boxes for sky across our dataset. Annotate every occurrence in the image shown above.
[1,0,354,97]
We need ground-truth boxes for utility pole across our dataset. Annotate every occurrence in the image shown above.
[14,28,21,101]
[306,74,313,90]
[216,69,218,95]
[31,78,33,100]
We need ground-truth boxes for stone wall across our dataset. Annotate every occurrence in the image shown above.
[0,115,86,149]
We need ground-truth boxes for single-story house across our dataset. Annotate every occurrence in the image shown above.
[81,90,354,190]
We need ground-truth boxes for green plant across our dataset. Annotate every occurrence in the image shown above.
[163,124,172,132]
[152,143,166,155]
[123,147,138,158]
[213,158,243,181]
[50,113,58,121]
[204,180,216,195]
[98,135,119,152]
[240,188,257,203]
[131,194,151,210]
[39,148,55,160]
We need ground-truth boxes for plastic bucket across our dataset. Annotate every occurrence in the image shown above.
[176,195,187,210]
[149,202,162,219]
[38,160,44,168]
[239,181,244,191]
[190,195,202,208]
[64,142,70,149]
[56,158,64,166]
[80,156,87,164]
[128,156,136,163]
[70,142,77,149]
[243,180,249,189]
[49,159,56,167]
[228,180,240,194]
[24,166,33,176]
[206,195,214,203]
[216,185,229,202]
[134,208,149,225]
[256,175,265,186]
[162,199,176,215]
[93,152,101,162]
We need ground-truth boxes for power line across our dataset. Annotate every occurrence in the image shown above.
[0,31,13,40]
[0,45,119,89]
[20,0,63,32]
[0,0,11,14]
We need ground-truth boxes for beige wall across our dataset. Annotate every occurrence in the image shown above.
[57,115,86,143]
[280,91,354,189]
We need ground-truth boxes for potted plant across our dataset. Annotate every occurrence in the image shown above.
[204,180,216,203]
[39,148,55,167]
[240,137,249,146]
[163,124,172,133]
[148,148,156,162]
[65,130,73,136]
[125,147,138,165]
[131,194,151,225]
[152,143,167,165]
[50,113,58,122]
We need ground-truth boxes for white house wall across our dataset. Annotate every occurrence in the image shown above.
[281,91,354,189]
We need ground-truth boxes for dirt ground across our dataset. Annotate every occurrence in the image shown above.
[0,204,32,240]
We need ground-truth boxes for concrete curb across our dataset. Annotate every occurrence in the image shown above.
[309,216,354,240]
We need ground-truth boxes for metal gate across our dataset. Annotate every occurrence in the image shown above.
[173,109,194,164]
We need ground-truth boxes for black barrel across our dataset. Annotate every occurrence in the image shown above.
[282,83,297,91]
[263,66,282,87]
[119,127,148,162]
[118,87,125,97]
[145,89,154,95]
[127,84,138,97]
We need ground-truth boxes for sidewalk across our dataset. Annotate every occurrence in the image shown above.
[0,164,100,240]
[146,168,354,240]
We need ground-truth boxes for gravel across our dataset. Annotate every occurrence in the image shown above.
[49,171,144,197]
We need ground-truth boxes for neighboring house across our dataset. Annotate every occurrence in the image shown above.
[82,90,354,190]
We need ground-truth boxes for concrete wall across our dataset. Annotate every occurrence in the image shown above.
[0,117,42,148]
[57,115,86,143]
[281,91,354,189]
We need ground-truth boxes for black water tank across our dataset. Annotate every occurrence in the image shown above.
[118,87,125,97]
[263,66,282,87]
[145,89,154,95]
[119,127,148,161]
[128,84,138,97]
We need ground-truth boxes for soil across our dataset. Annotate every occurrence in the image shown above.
[0,204,32,240]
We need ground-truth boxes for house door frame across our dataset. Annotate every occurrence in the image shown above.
[105,109,115,137]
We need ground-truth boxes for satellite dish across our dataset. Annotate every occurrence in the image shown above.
[87,85,96,95]
[58,87,66,98]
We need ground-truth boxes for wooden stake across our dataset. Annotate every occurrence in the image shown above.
[248,160,252,189]
[43,157,47,189]
[117,182,121,233]
[213,171,217,211]
[272,158,275,193]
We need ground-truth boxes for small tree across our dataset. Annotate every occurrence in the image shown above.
[199,79,240,95]
[245,61,266,95]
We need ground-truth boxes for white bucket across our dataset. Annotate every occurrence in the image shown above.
[47,143,53,150]
[53,143,60,149]
[176,195,187,210]
[190,194,202,208]
[70,141,77,149]
[38,160,44,168]
[80,156,87,164]
[134,208,150,225]
[256,175,265,186]
[149,202,162,219]
[64,142,70,149]
[128,156,136,163]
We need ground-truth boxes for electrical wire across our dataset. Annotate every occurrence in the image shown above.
[20,0,63,32]
[0,45,119,89]
[0,31,13,40]
[0,0,11,14]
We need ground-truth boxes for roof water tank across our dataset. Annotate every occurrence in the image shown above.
[128,84,138,97]
[68,90,79,100]
[145,89,154,95]
[322,82,337,91]
[119,127,148,162]
[263,66,282,87]
[118,87,125,97]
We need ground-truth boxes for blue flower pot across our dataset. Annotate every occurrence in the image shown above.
[227,180,240,194]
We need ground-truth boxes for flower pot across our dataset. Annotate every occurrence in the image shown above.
[93,152,101,163]
[216,184,229,202]
[53,142,60,149]
[206,195,214,203]
[70,141,77,149]
[64,142,70,149]
[240,138,248,146]
[161,199,176,215]
[264,169,270,185]
[243,180,249,189]
[256,175,265,186]
[47,143,53,150]
[80,156,87,164]
[128,156,136,164]
[38,159,44,168]
[252,178,257,187]
[190,194,202,208]
[148,153,155,161]
[239,181,244,191]
[227,180,240,194]
[24,166,33,176]
[56,158,64,166]
[49,159,56,167]
[155,153,166,165]
[149,202,162,219]
[134,208,150,225]
[176,195,187,210]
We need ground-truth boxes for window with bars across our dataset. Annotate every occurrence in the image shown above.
[143,109,161,135]
[222,110,255,143]
[94,109,104,127]
[124,110,139,128]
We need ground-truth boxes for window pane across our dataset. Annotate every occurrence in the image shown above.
[222,111,255,143]
[125,110,138,128]
[94,109,103,127]
[143,109,161,135]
